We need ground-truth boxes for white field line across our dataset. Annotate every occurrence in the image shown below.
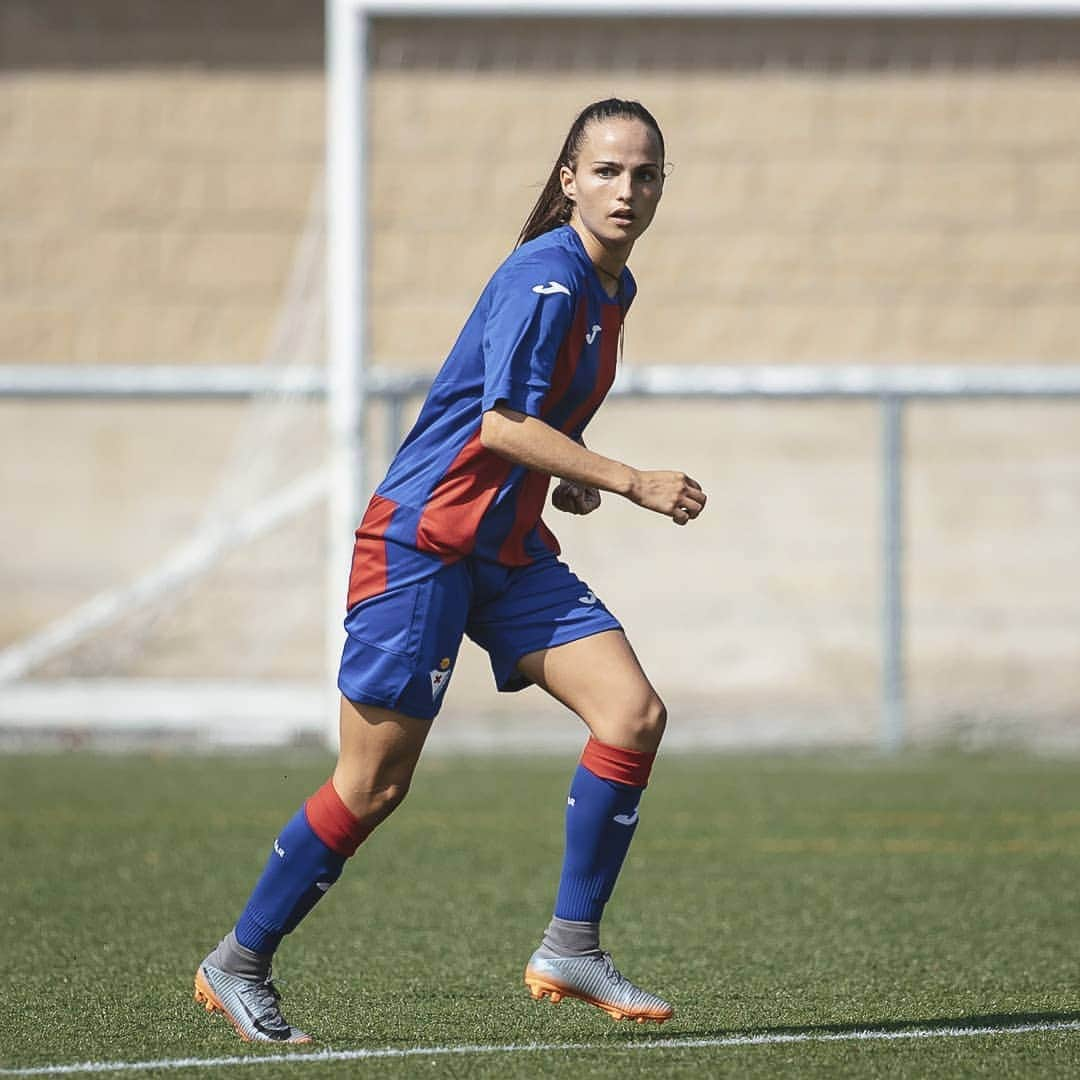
[2,1020,1078,1076]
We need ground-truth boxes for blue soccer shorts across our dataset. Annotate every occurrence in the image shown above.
[338,545,621,721]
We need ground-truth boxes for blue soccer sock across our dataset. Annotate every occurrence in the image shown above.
[232,779,371,957]
[553,737,656,926]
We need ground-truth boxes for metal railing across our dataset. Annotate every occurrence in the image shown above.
[4,361,1080,750]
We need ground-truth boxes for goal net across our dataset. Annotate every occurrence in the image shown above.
[3,4,1080,751]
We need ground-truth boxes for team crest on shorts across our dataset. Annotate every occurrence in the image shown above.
[429,657,452,700]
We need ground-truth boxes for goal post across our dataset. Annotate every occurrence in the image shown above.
[326,0,369,750]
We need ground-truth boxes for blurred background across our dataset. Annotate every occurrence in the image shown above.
[2,0,1079,752]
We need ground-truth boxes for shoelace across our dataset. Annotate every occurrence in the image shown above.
[240,978,288,1029]
[598,951,624,985]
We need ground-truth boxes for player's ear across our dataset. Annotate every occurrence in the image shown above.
[559,163,576,201]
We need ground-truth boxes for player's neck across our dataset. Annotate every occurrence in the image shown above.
[569,218,630,298]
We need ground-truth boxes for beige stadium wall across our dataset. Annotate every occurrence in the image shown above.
[3,3,1080,745]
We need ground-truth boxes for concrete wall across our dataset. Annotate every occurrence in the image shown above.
[3,5,1079,743]
[0,0,322,364]
[370,18,1080,368]
[4,10,1080,366]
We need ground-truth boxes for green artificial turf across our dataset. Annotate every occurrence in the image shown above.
[0,750,1078,1078]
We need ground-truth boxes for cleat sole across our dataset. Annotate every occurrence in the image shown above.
[524,968,673,1025]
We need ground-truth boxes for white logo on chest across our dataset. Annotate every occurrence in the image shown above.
[586,324,601,344]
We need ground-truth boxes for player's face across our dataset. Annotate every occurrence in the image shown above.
[560,118,664,254]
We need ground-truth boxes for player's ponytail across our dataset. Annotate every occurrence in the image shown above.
[516,98,665,248]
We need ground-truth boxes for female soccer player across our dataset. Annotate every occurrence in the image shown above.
[195,98,706,1043]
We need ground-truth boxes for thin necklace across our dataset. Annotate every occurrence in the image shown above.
[592,261,627,364]
[593,263,623,304]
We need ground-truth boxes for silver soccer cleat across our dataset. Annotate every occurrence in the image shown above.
[194,961,312,1043]
[524,949,674,1024]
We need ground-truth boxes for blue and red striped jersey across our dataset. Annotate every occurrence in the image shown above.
[348,225,635,608]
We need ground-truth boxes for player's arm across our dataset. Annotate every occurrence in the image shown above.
[552,435,601,516]
[481,405,706,525]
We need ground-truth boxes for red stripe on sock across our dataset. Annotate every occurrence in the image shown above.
[304,779,372,857]
[580,736,655,788]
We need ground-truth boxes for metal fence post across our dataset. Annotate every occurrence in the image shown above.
[881,395,905,751]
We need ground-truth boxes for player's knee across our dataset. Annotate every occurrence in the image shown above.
[641,695,668,749]
[332,770,412,827]
[353,778,411,827]
[369,778,410,821]
[611,693,667,753]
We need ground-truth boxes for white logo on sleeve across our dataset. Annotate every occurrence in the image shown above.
[273,839,286,859]
[614,807,640,827]
[578,591,597,605]
[429,657,453,700]
[567,796,576,807]
[532,281,571,296]
[586,324,601,344]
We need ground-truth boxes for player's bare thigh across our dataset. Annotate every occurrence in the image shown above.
[332,695,433,822]
[515,630,667,753]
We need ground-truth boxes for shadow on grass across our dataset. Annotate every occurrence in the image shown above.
[612,1009,1080,1044]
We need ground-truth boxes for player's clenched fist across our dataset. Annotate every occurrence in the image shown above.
[552,480,602,515]
[628,470,706,525]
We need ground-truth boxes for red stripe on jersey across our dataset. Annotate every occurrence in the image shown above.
[542,297,589,425]
[580,736,656,788]
[536,518,560,554]
[560,303,621,435]
[496,298,588,564]
[497,468,550,564]
[416,429,514,559]
[346,494,396,609]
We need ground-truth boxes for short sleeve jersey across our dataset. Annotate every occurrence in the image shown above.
[350,225,635,594]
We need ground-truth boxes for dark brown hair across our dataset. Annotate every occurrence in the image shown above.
[516,98,665,248]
